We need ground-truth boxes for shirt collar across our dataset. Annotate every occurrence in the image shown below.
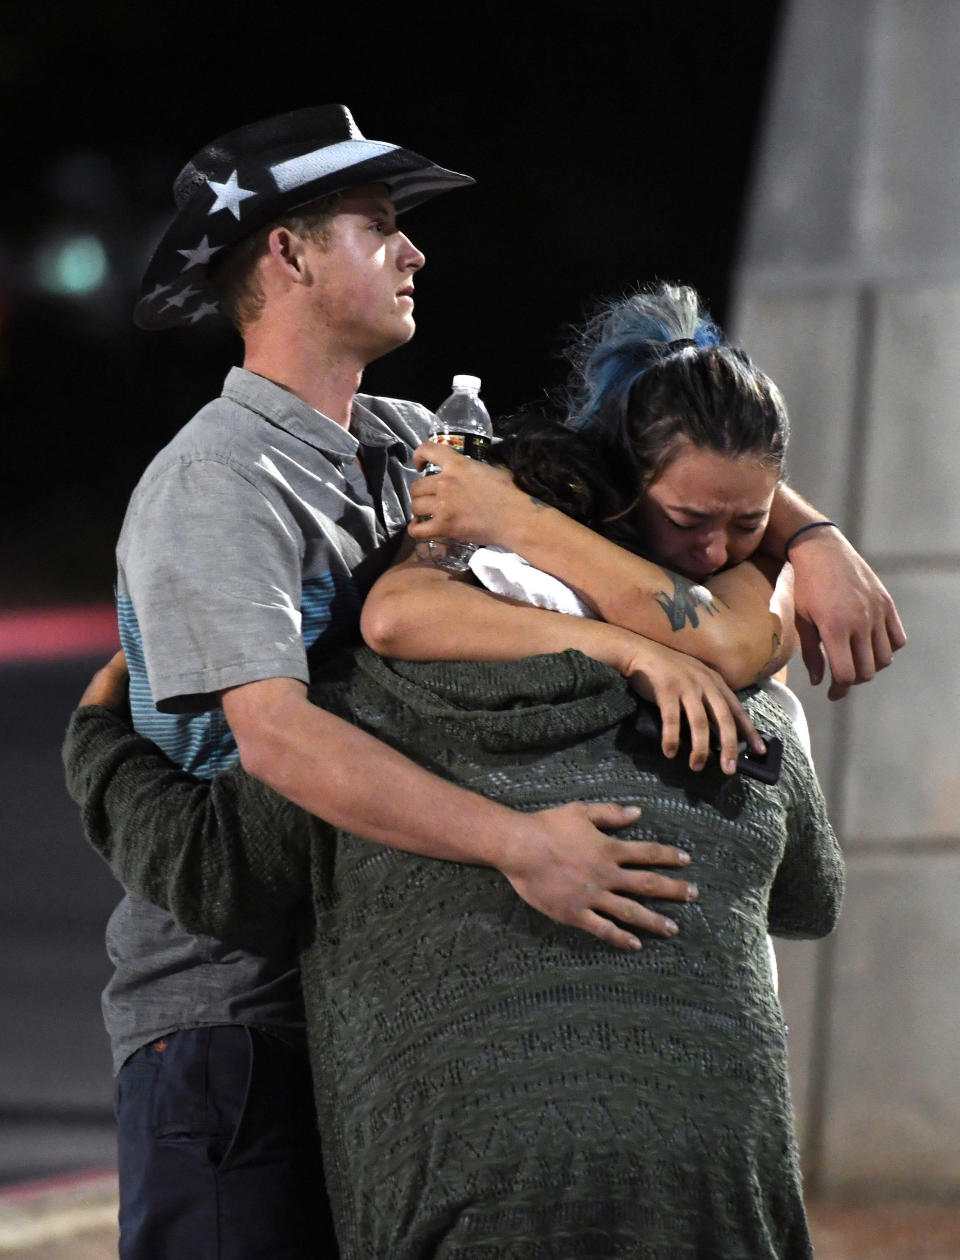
[222,367,404,460]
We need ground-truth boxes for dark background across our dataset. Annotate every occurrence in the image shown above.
[0,0,782,609]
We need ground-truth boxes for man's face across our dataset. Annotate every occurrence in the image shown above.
[302,183,425,364]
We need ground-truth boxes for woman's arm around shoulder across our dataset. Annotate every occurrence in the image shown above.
[362,548,767,774]
[405,445,796,688]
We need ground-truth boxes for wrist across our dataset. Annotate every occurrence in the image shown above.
[783,520,840,557]
[765,484,842,559]
[494,490,561,554]
[606,627,668,684]
[476,799,535,874]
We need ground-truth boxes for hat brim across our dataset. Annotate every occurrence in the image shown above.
[134,141,473,331]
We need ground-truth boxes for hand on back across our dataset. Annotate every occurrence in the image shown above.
[79,651,130,713]
[503,801,698,953]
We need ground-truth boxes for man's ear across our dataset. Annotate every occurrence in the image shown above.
[266,226,308,281]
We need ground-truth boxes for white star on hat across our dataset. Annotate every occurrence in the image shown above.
[186,301,221,323]
[177,235,224,271]
[143,282,175,303]
[206,171,256,220]
[161,285,200,311]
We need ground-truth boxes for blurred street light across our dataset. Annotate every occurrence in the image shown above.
[35,232,108,296]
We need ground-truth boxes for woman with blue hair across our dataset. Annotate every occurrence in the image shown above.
[401,280,902,705]
[488,283,789,560]
[67,285,845,1256]
[375,282,802,788]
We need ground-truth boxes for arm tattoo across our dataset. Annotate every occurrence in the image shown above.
[756,633,783,682]
[655,574,724,631]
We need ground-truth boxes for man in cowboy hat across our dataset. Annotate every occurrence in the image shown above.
[107,104,707,1258]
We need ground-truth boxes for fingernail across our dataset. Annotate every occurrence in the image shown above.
[628,938,643,951]
[623,805,642,819]
[685,884,699,901]
[663,918,679,935]
[676,849,691,865]
[724,757,737,774]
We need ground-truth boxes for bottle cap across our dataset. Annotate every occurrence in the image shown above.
[451,374,481,392]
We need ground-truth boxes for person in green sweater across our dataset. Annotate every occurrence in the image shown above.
[66,286,846,1257]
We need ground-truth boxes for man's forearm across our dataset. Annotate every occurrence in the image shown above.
[70,656,699,953]
[224,678,527,870]
[66,699,532,936]
[222,677,699,953]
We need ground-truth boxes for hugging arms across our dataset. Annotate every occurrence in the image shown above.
[75,283,903,952]
[74,433,883,949]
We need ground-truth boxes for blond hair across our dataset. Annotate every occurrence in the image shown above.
[210,193,342,331]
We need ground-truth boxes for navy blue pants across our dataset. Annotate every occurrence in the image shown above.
[115,1026,336,1259]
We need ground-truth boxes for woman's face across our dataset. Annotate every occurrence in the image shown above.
[632,439,780,581]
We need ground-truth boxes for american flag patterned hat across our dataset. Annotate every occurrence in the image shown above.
[135,104,473,330]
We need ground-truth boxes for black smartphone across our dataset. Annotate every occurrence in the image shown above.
[736,736,783,785]
[633,701,784,785]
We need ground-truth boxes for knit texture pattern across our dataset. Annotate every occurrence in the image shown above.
[65,649,843,1259]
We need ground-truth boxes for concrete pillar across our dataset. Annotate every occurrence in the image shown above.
[732,0,960,1197]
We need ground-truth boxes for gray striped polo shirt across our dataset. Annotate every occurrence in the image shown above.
[104,366,433,1071]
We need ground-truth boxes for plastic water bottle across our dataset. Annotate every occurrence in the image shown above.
[416,375,493,571]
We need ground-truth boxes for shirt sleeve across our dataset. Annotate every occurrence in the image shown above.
[119,456,310,711]
[62,703,322,946]
[767,733,846,939]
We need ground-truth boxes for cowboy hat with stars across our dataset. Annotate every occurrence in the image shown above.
[135,104,474,331]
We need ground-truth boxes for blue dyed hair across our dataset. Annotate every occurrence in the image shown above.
[568,284,723,433]
[495,283,789,534]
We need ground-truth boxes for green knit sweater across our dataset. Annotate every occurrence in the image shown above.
[64,649,843,1259]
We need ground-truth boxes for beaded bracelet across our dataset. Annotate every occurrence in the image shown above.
[783,520,839,556]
